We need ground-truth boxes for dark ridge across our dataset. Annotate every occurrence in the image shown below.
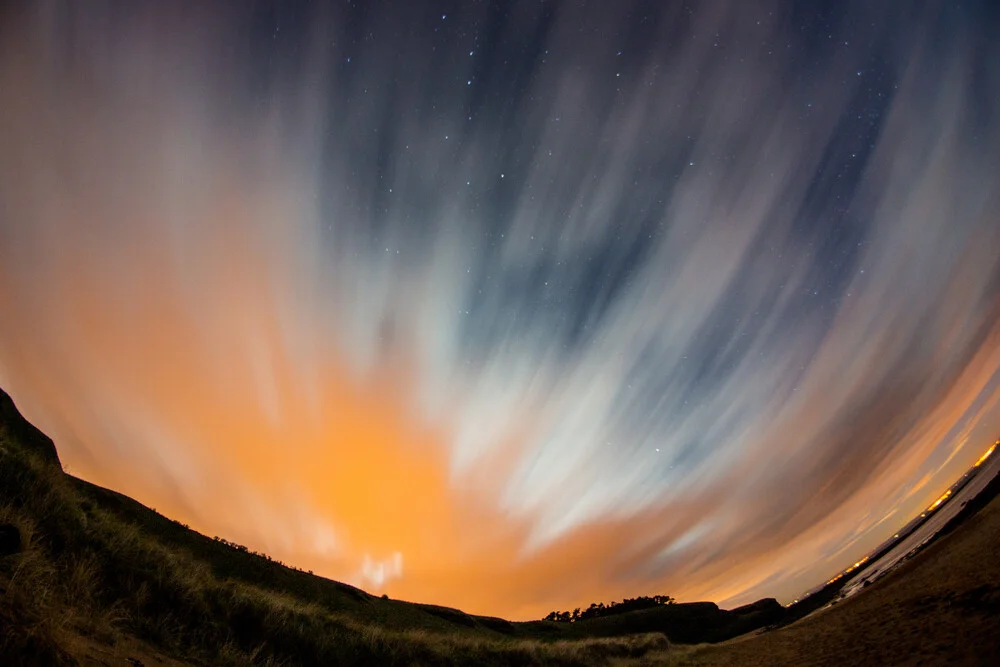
[562,600,787,645]
[3,383,999,665]
[730,597,783,616]
[0,388,61,468]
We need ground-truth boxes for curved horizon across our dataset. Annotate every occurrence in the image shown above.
[1,1,999,620]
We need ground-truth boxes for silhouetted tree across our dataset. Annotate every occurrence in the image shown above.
[543,595,676,622]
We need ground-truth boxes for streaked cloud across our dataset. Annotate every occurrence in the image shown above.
[0,1,998,618]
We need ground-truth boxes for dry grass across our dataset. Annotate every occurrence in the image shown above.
[649,488,1000,666]
[0,428,671,666]
[6,395,1000,666]
[5,392,1000,665]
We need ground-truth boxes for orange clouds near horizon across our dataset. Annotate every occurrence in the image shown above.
[2,2,1000,621]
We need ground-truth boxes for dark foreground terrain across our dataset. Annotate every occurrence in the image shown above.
[664,470,1000,666]
[2,386,999,666]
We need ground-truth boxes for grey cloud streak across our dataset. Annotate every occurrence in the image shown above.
[1,0,999,615]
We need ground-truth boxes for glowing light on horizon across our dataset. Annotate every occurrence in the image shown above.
[974,443,997,467]
[927,490,953,512]
[1,2,999,619]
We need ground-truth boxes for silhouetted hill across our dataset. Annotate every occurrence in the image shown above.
[547,600,787,645]
[3,385,999,665]
[0,385,769,665]
[0,388,61,466]
[730,597,782,616]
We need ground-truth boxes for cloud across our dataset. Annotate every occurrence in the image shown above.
[0,1,998,618]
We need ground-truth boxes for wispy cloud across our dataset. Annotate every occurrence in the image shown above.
[0,1,998,618]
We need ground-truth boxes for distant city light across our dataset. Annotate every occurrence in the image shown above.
[973,442,996,467]
[927,489,952,512]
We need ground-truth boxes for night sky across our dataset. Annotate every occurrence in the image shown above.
[1,1,999,619]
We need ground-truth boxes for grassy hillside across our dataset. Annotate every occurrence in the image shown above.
[6,387,810,665]
[9,384,995,665]
[0,388,684,665]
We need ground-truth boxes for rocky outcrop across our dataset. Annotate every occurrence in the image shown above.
[0,388,62,468]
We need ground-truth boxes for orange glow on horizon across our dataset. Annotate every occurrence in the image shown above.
[3,3,1000,622]
[927,489,952,512]
[973,443,997,467]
